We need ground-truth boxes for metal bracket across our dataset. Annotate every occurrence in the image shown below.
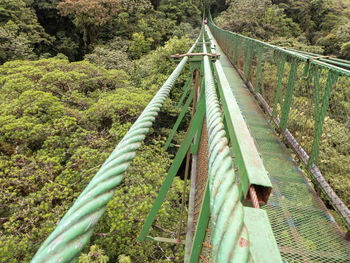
[171,52,220,60]
[145,236,186,244]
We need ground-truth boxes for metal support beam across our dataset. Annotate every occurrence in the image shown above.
[138,95,205,242]
[279,57,298,131]
[171,52,220,59]
[207,27,272,204]
[164,88,194,150]
[177,76,192,109]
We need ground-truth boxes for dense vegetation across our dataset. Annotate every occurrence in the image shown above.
[0,0,199,261]
[215,0,350,58]
[1,0,350,262]
[0,36,194,262]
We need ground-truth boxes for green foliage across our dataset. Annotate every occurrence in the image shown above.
[340,41,350,58]
[0,58,140,261]
[0,0,202,64]
[79,245,109,263]
[84,37,132,72]
[57,0,122,46]
[0,0,53,63]
[0,34,190,261]
[215,0,301,40]
[158,0,201,26]
[135,36,192,92]
[55,0,201,58]
[130,32,154,59]
[216,0,350,58]
[118,255,132,263]
[0,26,33,63]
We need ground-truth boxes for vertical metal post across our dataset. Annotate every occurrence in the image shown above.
[188,183,210,263]
[279,57,299,131]
[177,75,193,109]
[164,88,195,150]
[244,40,253,81]
[272,52,286,118]
[308,70,338,167]
[255,45,264,94]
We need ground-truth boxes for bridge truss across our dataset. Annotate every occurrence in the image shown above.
[31,12,350,263]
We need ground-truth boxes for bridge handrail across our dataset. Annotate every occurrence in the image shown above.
[208,13,350,232]
[208,13,350,77]
[202,31,251,262]
[31,37,199,263]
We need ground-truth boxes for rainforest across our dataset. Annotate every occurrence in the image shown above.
[1,0,350,262]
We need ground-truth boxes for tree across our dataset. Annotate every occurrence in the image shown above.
[0,36,193,261]
[0,0,53,62]
[57,0,122,46]
[129,32,154,59]
[215,0,301,40]
[0,25,33,63]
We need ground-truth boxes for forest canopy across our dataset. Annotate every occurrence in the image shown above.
[1,0,350,262]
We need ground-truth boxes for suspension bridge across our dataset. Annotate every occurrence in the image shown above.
[30,10,350,263]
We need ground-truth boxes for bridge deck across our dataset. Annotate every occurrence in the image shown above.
[212,34,350,262]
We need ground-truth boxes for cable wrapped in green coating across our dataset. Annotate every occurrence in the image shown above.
[202,34,251,263]
[31,39,198,263]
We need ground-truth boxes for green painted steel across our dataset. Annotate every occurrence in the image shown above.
[206,27,272,202]
[279,57,298,131]
[243,40,253,81]
[285,47,350,70]
[255,44,264,94]
[307,65,321,169]
[210,33,350,262]
[176,75,192,109]
[31,39,199,263]
[138,94,205,242]
[207,12,350,230]
[202,33,251,263]
[243,207,283,263]
[308,70,338,167]
[272,52,286,118]
[164,88,195,150]
[191,82,205,155]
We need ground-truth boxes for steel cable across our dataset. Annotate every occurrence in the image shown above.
[31,39,198,263]
[202,33,251,263]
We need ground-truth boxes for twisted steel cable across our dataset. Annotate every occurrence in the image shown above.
[202,35,251,263]
[31,40,198,263]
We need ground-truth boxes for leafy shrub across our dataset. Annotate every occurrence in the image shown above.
[0,34,191,262]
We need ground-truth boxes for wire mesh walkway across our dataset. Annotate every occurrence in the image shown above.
[30,16,350,262]
[210,33,350,262]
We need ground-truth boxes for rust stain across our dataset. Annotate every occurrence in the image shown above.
[239,237,249,247]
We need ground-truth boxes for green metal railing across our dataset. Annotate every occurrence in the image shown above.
[208,13,350,232]
[31,38,199,263]
[30,11,350,262]
[202,34,251,262]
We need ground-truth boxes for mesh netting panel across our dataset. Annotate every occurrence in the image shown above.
[264,176,350,263]
[208,29,350,262]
